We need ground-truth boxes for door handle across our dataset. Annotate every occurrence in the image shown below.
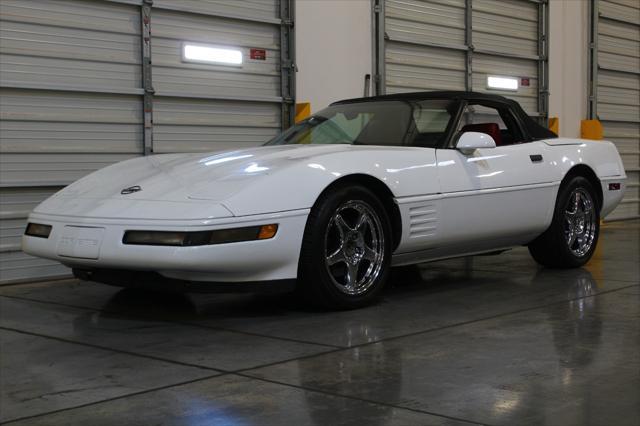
[530,154,543,163]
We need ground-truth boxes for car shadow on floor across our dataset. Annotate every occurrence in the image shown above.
[88,258,590,327]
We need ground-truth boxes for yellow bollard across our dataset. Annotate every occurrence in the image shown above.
[580,119,604,140]
[548,117,559,135]
[295,103,311,124]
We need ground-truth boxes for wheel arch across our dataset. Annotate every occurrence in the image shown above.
[562,165,603,210]
[315,174,403,251]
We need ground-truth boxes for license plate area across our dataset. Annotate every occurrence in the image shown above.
[57,226,105,259]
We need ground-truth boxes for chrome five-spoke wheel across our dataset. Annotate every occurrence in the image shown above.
[528,176,600,268]
[564,188,597,257]
[324,200,385,296]
[299,185,391,309]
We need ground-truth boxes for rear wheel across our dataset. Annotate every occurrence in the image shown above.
[298,186,391,309]
[528,176,600,268]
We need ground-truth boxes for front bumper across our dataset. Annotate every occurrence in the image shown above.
[22,209,309,283]
[73,268,297,293]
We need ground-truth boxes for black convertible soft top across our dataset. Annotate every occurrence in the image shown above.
[332,91,557,140]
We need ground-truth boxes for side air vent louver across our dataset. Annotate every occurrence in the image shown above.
[408,204,438,238]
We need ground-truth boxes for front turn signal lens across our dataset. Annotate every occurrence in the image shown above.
[123,231,188,246]
[258,224,278,240]
[25,223,52,238]
[124,224,278,246]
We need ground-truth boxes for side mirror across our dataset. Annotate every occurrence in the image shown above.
[456,131,496,155]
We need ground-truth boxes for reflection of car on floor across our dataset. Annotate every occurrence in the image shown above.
[23,91,626,309]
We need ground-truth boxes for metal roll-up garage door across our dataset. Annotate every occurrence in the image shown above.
[589,0,640,220]
[0,0,295,284]
[374,0,548,117]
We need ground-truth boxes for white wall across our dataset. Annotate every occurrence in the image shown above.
[548,0,589,138]
[295,0,372,113]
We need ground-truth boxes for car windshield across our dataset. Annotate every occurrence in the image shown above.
[265,99,456,148]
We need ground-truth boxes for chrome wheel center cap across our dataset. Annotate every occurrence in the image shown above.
[344,237,364,263]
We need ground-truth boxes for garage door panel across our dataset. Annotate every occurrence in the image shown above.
[1,218,29,252]
[0,154,137,187]
[150,6,283,149]
[620,155,640,172]
[0,54,142,93]
[153,98,280,153]
[153,129,279,154]
[472,0,538,57]
[386,42,466,93]
[596,0,640,220]
[599,19,640,44]
[0,251,69,284]
[386,62,465,93]
[0,0,140,34]
[152,7,282,101]
[604,121,640,141]
[153,0,279,22]
[0,21,141,67]
[154,98,280,127]
[597,73,640,119]
[598,52,640,75]
[0,121,142,154]
[0,89,142,124]
[0,187,60,219]
[0,187,63,281]
[597,86,639,108]
[598,28,640,70]
[604,121,640,170]
[386,41,465,70]
[472,0,537,22]
[599,0,640,25]
[472,31,537,58]
[386,0,466,48]
[598,69,640,91]
[153,66,280,101]
[608,169,639,220]
[153,9,279,49]
[597,72,640,123]
[0,89,143,155]
[598,104,640,123]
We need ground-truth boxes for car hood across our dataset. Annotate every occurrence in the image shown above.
[35,145,355,219]
[59,145,351,201]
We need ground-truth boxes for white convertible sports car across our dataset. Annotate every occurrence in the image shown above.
[23,91,626,308]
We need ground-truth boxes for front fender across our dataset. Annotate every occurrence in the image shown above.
[223,146,439,216]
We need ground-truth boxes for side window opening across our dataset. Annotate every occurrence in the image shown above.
[458,103,525,146]
[410,100,457,148]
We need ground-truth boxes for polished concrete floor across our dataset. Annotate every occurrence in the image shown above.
[1,221,638,426]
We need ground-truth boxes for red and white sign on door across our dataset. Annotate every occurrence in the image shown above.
[250,48,266,60]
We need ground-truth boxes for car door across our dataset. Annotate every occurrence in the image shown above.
[436,103,557,250]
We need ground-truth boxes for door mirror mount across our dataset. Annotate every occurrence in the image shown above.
[456,131,497,155]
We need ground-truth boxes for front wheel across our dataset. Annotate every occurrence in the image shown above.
[528,176,600,268]
[298,186,392,309]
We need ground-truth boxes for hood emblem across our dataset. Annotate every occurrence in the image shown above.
[121,185,142,195]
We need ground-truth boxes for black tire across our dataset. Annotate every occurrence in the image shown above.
[528,176,600,268]
[298,185,392,309]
